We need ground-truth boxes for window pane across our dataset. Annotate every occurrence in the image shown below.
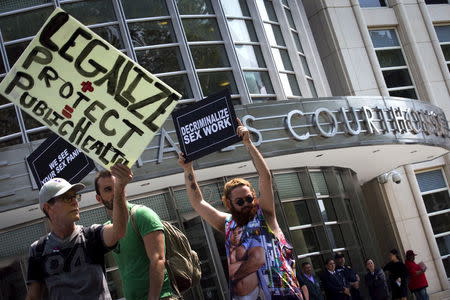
[129,20,176,47]
[301,55,311,76]
[423,191,450,213]
[436,26,450,42]
[280,74,302,97]
[436,235,450,256]
[0,0,52,14]
[62,0,116,26]
[190,45,230,69]
[308,79,318,98]
[274,173,304,199]
[443,257,450,278]
[91,25,124,50]
[280,73,301,96]
[265,24,286,47]
[291,228,321,253]
[370,29,400,48]
[183,19,222,41]
[285,9,296,29]
[376,49,406,67]
[283,201,312,226]
[382,69,413,88]
[228,20,258,42]
[326,224,345,249]
[160,74,193,99]
[256,0,278,22]
[429,212,450,234]
[136,47,184,73]
[198,71,238,95]
[235,45,266,68]
[318,199,337,222]
[121,0,168,18]
[311,172,329,195]
[442,44,450,61]
[177,0,215,15]
[425,0,449,4]
[221,0,250,17]
[389,88,417,99]
[0,106,20,138]
[273,49,293,71]
[244,71,274,95]
[5,41,30,68]
[293,33,304,53]
[417,170,447,192]
[359,0,387,7]
[0,6,53,42]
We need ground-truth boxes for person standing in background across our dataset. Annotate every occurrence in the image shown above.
[364,258,389,300]
[405,250,429,300]
[334,252,361,300]
[383,249,408,300]
[300,262,323,300]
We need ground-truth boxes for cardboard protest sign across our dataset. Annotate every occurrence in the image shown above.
[172,89,240,162]
[26,133,95,189]
[0,8,181,169]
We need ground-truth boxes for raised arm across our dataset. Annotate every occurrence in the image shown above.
[178,153,229,232]
[102,163,132,247]
[238,119,279,232]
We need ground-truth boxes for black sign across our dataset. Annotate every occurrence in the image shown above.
[172,90,241,162]
[26,134,95,189]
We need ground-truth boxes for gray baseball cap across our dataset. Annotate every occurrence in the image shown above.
[39,178,85,212]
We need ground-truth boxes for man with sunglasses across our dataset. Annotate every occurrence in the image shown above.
[25,163,132,300]
[178,121,303,300]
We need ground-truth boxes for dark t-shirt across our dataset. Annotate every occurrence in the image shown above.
[27,225,113,300]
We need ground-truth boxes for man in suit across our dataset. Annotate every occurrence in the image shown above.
[300,262,323,300]
[319,258,351,300]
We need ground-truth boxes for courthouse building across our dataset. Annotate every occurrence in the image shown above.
[0,0,449,299]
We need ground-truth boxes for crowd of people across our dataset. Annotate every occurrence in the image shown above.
[301,249,429,300]
[24,121,430,300]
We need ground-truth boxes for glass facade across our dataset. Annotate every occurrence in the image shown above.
[0,0,322,148]
[416,169,450,279]
[0,167,369,299]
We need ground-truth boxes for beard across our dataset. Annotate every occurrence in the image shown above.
[230,204,258,227]
[101,197,113,210]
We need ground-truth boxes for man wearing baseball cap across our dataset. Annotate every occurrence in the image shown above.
[405,250,429,300]
[25,163,132,300]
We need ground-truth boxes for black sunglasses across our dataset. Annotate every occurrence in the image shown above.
[234,195,254,207]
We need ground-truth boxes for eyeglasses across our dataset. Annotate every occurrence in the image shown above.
[51,193,81,204]
[234,195,254,207]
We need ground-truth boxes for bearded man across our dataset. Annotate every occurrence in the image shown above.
[178,120,302,300]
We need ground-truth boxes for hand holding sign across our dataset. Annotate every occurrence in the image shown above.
[111,163,133,191]
[236,118,251,145]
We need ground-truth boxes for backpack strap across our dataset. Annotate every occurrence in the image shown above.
[129,204,144,245]
[129,205,182,297]
[34,235,47,257]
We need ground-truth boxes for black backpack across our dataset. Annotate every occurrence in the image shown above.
[129,205,201,296]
